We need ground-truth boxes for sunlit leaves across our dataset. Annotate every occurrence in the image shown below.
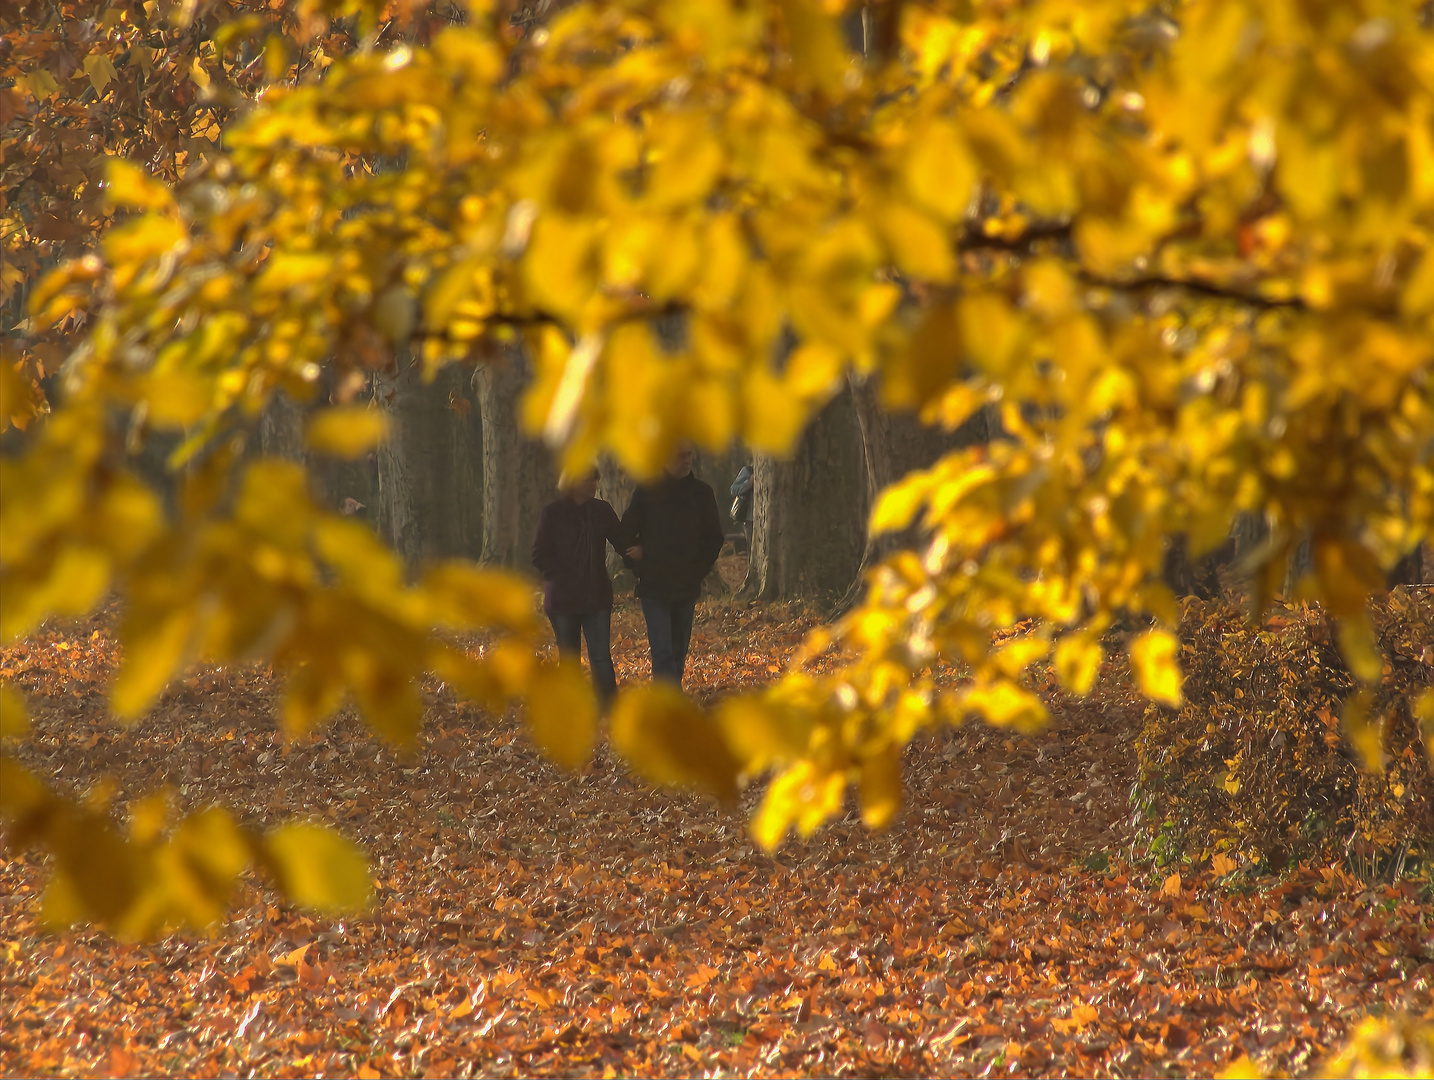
[0,683,28,740]
[611,684,740,801]
[524,661,597,771]
[265,822,372,915]
[1054,632,1103,697]
[307,406,391,458]
[1130,629,1183,708]
[104,160,175,213]
[1341,689,1385,775]
[1416,689,1434,765]
[0,755,368,934]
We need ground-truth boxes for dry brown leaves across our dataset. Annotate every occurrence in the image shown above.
[2,598,1432,1078]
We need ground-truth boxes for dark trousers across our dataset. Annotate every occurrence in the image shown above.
[639,596,697,685]
[548,609,617,706]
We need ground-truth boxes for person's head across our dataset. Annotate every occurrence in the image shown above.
[665,441,695,479]
[561,467,600,503]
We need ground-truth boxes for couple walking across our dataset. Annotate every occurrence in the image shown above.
[530,443,724,704]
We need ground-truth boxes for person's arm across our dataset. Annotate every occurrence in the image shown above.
[730,465,752,497]
[600,501,623,554]
[620,487,647,565]
[531,504,558,578]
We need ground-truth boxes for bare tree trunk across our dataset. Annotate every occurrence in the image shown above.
[741,383,867,603]
[374,354,484,569]
[475,343,559,569]
[835,376,990,611]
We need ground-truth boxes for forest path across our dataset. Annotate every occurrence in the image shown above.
[1,599,1429,1078]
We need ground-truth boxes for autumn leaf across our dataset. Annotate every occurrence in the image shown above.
[264,824,372,915]
[1130,630,1183,707]
[306,406,391,458]
[82,53,119,97]
[523,661,596,771]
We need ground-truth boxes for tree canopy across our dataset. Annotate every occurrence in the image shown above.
[3,0,1433,931]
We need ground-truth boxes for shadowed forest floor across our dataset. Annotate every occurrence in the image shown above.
[1,595,1431,1078]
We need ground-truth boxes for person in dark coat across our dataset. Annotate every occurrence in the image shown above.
[621,442,725,687]
[531,467,623,706]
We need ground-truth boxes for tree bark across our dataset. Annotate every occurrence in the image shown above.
[475,342,559,569]
[742,383,867,602]
[835,375,991,611]
[374,354,484,568]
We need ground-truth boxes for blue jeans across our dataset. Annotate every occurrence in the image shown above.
[640,596,697,686]
[548,609,617,706]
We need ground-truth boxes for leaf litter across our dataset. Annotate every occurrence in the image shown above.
[1,598,1431,1078]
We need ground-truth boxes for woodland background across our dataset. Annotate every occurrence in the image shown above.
[3,0,1434,1077]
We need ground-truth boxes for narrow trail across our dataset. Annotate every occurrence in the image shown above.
[1,597,1430,1078]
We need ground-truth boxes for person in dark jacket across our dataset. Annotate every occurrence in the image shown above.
[621,442,725,687]
[531,467,623,706]
[729,462,754,553]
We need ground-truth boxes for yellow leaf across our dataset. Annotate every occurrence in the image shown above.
[1335,614,1382,686]
[189,57,211,91]
[256,252,332,295]
[102,215,188,266]
[877,204,955,283]
[420,563,537,633]
[610,684,739,801]
[1130,629,1183,707]
[143,370,211,427]
[111,608,195,721]
[0,683,29,740]
[1054,633,1102,696]
[1219,1056,1266,1080]
[992,635,1049,680]
[307,406,390,459]
[23,69,60,100]
[1161,872,1182,898]
[751,759,845,849]
[778,0,848,96]
[903,121,976,222]
[282,661,346,740]
[646,112,725,209]
[265,823,371,914]
[525,662,597,771]
[741,366,809,457]
[869,475,928,535]
[264,34,291,82]
[83,53,119,97]
[1415,689,1434,765]
[858,741,901,829]
[962,681,1047,732]
[522,215,598,323]
[1211,853,1238,876]
[1341,689,1385,774]
[541,332,603,451]
[716,695,810,773]
[372,286,416,345]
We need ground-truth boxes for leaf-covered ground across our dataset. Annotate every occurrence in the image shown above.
[2,597,1432,1078]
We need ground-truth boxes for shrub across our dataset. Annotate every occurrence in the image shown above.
[1133,590,1433,872]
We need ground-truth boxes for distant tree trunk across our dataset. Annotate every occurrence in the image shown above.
[259,390,308,464]
[475,343,558,569]
[742,384,867,602]
[374,354,484,568]
[836,376,991,611]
